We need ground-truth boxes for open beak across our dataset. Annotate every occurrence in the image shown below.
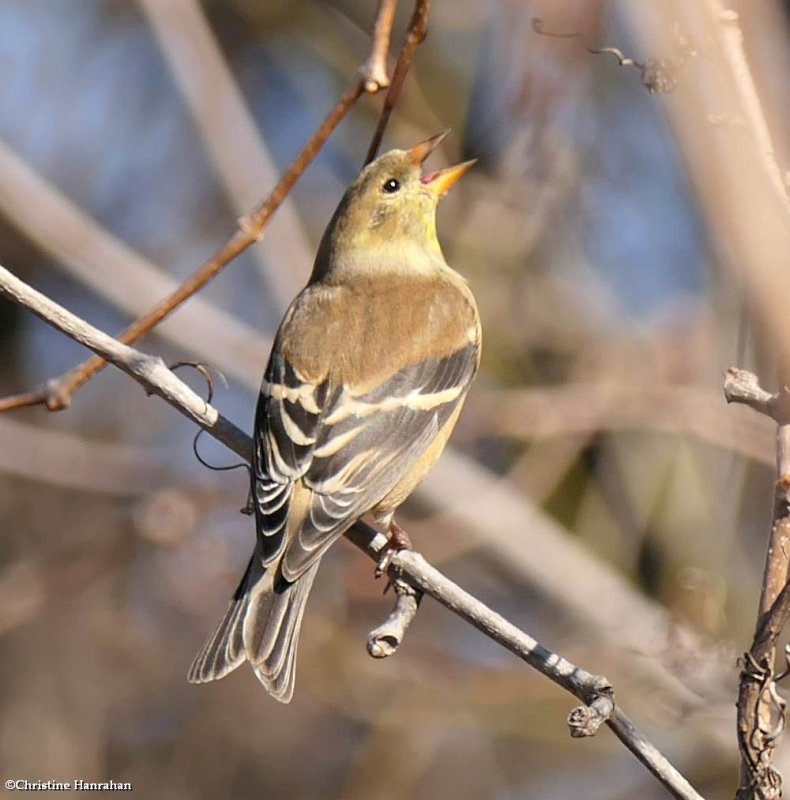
[407,131,476,197]
[407,130,451,166]
[420,159,477,197]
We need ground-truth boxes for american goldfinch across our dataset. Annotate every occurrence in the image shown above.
[188,132,480,702]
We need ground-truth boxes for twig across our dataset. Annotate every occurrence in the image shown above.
[0,265,250,459]
[727,366,790,799]
[0,0,405,414]
[360,0,399,92]
[531,16,697,94]
[367,579,421,658]
[365,0,430,164]
[724,367,779,421]
[347,530,703,800]
[0,264,705,800]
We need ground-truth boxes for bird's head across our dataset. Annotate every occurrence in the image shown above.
[313,132,476,280]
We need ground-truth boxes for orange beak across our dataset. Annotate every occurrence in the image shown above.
[407,130,451,165]
[420,159,477,197]
[407,131,476,197]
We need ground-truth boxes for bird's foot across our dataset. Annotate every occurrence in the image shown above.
[375,521,413,578]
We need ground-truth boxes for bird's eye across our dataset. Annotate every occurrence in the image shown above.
[382,178,401,194]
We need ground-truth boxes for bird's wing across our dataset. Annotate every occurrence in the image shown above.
[252,280,479,581]
[282,341,478,580]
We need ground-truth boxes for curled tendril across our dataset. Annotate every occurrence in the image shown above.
[168,361,250,478]
[531,17,697,94]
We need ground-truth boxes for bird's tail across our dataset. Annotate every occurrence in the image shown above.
[187,552,320,704]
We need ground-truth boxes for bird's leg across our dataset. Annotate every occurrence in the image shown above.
[375,519,414,578]
[388,520,413,550]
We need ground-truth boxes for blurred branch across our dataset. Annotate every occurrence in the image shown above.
[0,416,167,495]
[0,0,413,414]
[708,4,790,217]
[619,3,790,376]
[138,0,314,309]
[0,263,705,800]
[0,75,361,412]
[0,139,271,396]
[727,366,790,798]
[423,447,691,667]
[483,381,774,465]
[622,3,790,792]
[365,0,430,164]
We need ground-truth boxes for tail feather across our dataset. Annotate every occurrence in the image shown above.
[187,555,261,684]
[187,554,320,704]
[245,562,320,703]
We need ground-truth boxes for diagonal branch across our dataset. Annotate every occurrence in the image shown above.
[138,0,314,309]
[365,0,430,165]
[0,0,415,414]
[0,263,705,800]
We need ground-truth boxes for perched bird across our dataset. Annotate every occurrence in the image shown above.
[188,132,481,702]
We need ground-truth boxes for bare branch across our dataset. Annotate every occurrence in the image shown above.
[724,367,779,421]
[0,139,269,392]
[0,416,167,495]
[711,6,790,217]
[138,0,314,308]
[347,529,704,800]
[367,579,421,658]
[365,0,430,165]
[360,0,399,92]
[727,365,790,798]
[0,264,705,800]
[0,0,408,413]
[531,16,696,94]
[0,265,250,460]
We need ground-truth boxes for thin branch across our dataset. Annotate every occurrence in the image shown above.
[0,265,250,459]
[367,579,421,658]
[365,0,430,165]
[360,0,399,92]
[0,0,405,414]
[347,532,704,800]
[531,16,697,94]
[138,0,314,308]
[0,263,705,800]
[728,365,790,798]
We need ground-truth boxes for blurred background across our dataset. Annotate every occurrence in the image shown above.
[0,0,789,797]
